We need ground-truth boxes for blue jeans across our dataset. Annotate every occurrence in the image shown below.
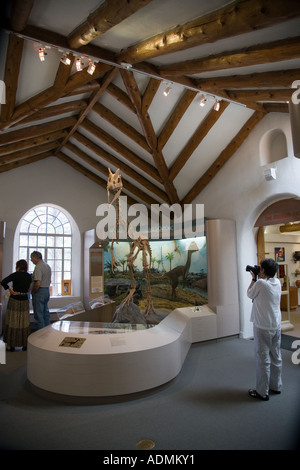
[32,287,50,330]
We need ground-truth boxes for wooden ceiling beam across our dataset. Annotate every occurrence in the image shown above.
[10,0,34,32]
[53,52,75,91]
[142,78,161,115]
[15,100,88,126]
[0,141,58,165]
[158,89,197,151]
[182,110,266,204]
[120,69,179,204]
[79,120,162,185]
[0,116,77,146]
[196,69,300,93]
[169,101,230,181]
[117,0,300,65]
[2,23,117,65]
[226,88,293,104]
[0,152,53,174]
[160,36,300,77]
[0,60,112,131]
[1,33,24,122]
[68,0,154,49]
[263,103,289,113]
[65,82,101,97]
[55,67,119,154]
[106,83,137,113]
[0,130,68,156]
[92,102,150,153]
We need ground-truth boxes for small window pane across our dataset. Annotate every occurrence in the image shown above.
[46,224,55,234]
[48,207,60,217]
[64,260,71,271]
[63,223,71,234]
[38,236,46,246]
[25,211,37,223]
[56,237,64,247]
[55,249,63,259]
[29,224,38,233]
[19,247,27,259]
[47,260,55,271]
[55,260,62,271]
[59,213,68,225]
[20,235,28,246]
[29,235,37,246]
[64,237,71,247]
[38,223,47,234]
[20,220,30,232]
[47,236,55,247]
[64,248,71,259]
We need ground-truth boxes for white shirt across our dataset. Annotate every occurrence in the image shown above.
[247,277,281,331]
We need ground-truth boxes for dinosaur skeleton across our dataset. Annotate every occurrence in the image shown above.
[107,168,158,322]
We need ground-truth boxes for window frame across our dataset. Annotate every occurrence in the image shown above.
[17,205,73,296]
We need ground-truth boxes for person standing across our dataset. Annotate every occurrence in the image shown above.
[247,258,282,401]
[1,259,32,351]
[30,251,51,330]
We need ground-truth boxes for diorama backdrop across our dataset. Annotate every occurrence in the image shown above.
[103,237,207,312]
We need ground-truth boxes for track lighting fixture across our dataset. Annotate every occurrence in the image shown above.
[60,53,71,65]
[76,57,83,71]
[120,62,132,70]
[164,85,171,97]
[214,100,220,111]
[200,96,207,107]
[87,61,96,75]
[38,47,45,61]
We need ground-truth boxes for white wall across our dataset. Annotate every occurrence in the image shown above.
[194,112,300,338]
[1,113,299,337]
[0,157,107,306]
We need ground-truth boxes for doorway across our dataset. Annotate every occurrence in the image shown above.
[254,198,300,336]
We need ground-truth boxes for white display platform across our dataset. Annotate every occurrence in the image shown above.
[27,306,217,399]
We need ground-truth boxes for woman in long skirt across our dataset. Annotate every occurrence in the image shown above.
[1,259,32,351]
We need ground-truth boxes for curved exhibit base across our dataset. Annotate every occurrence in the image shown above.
[27,306,217,401]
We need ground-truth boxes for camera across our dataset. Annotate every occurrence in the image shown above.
[246,265,260,277]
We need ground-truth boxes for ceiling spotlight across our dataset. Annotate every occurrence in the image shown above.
[164,85,171,97]
[38,47,45,61]
[76,57,83,71]
[120,62,132,69]
[60,53,71,65]
[214,100,220,111]
[87,61,96,75]
[200,96,207,107]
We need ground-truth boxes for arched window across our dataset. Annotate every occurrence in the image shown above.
[18,205,72,296]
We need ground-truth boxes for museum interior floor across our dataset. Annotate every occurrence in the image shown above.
[0,322,299,452]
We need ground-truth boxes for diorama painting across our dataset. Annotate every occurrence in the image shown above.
[104,237,207,312]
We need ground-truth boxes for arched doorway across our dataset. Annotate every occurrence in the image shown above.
[254,198,300,333]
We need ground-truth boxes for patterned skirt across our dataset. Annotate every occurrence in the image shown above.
[3,298,31,348]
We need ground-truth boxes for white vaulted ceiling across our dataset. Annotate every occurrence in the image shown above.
[0,0,300,207]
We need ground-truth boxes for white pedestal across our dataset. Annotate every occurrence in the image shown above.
[27,306,218,399]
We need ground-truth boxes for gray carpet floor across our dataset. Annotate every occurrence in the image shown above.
[0,337,299,451]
